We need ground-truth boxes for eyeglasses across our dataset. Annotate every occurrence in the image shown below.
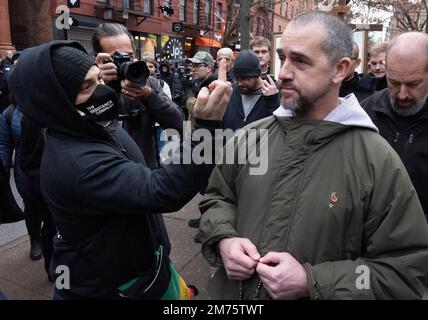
[190,63,208,69]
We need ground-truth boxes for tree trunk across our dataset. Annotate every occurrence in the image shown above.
[238,0,252,50]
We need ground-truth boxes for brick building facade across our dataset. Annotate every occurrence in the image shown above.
[1,0,228,60]
[0,0,15,59]
[273,0,316,34]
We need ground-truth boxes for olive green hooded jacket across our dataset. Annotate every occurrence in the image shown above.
[199,94,428,300]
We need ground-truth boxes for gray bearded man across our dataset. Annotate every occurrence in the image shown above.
[198,11,428,300]
[363,32,428,222]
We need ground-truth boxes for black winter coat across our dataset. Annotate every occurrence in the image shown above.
[362,89,428,220]
[340,72,377,102]
[8,41,221,299]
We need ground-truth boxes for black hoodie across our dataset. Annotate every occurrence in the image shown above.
[8,41,221,299]
[339,72,377,102]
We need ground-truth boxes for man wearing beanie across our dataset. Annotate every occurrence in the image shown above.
[8,40,232,300]
[16,45,96,278]
[187,50,280,237]
[223,49,280,131]
[50,46,96,103]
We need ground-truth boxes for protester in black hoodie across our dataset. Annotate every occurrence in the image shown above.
[8,41,232,300]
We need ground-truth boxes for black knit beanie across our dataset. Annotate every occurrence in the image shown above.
[51,46,95,103]
[233,49,261,78]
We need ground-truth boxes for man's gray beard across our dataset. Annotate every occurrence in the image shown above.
[281,94,314,115]
[390,96,427,117]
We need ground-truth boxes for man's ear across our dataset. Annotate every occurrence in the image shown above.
[332,57,353,84]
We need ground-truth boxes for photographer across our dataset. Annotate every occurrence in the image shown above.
[92,23,184,169]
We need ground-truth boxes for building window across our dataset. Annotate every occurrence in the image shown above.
[215,2,223,31]
[205,0,212,26]
[143,0,152,15]
[179,0,186,22]
[193,0,199,24]
[123,0,130,9]
[285,2,288,19]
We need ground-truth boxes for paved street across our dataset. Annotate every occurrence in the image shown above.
[0,221,26,247]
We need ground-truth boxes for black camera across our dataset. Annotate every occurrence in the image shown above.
[111,51,150,86]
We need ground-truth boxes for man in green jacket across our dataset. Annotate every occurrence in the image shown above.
[199,11,428,300]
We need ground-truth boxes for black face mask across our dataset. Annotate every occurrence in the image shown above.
[75,85,119,122]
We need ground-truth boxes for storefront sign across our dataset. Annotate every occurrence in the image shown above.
[161,36,184,60]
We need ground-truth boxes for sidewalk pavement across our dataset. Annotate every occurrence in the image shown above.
[0,195,211,300]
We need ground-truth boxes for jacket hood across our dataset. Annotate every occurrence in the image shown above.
[274,93,379,133]
[7,41,107,140]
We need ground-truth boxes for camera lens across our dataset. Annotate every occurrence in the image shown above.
[119,61,150,86]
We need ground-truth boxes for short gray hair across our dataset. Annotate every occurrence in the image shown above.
[217,47,234,61]
[291,11,353,65]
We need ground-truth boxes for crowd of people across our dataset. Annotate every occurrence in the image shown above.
[0,10,427,300]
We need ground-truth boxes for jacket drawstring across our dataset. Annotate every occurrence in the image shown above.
[394,132,400,143]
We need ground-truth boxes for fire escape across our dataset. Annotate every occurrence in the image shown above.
[255,0,274,39]
[186,0,214,34]
[94,0,152,25]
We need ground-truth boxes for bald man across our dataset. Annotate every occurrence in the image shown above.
[362,32,428,222]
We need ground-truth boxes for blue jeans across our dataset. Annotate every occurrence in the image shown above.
[0,290,7,300]
[52,287,65,300]
[155,126,165,154]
